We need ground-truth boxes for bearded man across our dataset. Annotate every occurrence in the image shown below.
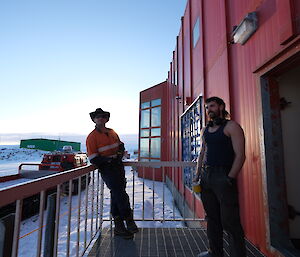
[194,97,246,257]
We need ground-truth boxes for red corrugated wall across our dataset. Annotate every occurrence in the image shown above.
[134,0,300,255]
[164,0,300,256]
[191,0,204,100]
[177,27,185,194]
[183,1,192,106]
[203,0,231,110]
[225,1,299,255]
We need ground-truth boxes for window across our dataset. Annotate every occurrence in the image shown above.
[141,101,150,109]
[141,109,150,128]
[140,138,149,157]
[139,98,162,161]
[151,107,161,127]
[140,129,150,137]
[151,128,160,137]
[193,17,200,48]
[151,99,161,107]
[181,97,203,188]
[150,138,161,158]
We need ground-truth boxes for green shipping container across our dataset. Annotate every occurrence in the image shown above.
[20,138,81,152]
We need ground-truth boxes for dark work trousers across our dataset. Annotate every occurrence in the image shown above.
[100,162,131,219]
[200,166,246,257]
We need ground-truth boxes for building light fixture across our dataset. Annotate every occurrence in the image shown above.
[232,12,258,45]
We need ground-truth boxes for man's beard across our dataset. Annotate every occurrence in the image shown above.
[208,110,221,120]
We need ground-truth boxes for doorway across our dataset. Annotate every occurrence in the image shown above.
[277,65,300,250]
[261,57,300,256]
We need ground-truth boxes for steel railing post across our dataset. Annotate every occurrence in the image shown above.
[44,193,57,257]
[152,167,155,220]
[84,173,89,251]
[95,171,99,231]
[133,167,135,212]
[36,190,45,257]
[91,170,95,238]
[11,199,22,257]
[162,167,165,222]
[53,185,61,257]
[99,174,104,232]
[76,176,82,257]
[66,180,73,257]
[142,167,145,220]
[172,168,175,220]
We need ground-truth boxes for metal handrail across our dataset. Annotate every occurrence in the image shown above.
[0,161,201,257]
[123,161,197,167]
[0,165,95,207]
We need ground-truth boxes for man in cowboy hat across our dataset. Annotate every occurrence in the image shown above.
[86,108,138,239]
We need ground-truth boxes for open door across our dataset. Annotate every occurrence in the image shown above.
[277,65,300,250]
[261,57,300,256]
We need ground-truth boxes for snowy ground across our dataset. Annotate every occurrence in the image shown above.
[0,145,185,257]
[0,145,48,176]
[0,145,137,177]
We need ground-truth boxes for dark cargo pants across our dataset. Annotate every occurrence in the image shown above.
[200,166,246,257]
[100,161,131,219]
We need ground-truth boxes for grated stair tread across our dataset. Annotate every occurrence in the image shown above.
[88,227,266,257]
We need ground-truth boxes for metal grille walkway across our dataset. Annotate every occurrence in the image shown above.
[88,228,266,257]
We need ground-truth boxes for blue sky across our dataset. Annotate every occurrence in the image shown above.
[0,0,186,138]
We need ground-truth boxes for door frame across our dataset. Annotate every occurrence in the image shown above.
[257,45,300,256]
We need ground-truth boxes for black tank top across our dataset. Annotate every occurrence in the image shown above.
[203,121,234,167]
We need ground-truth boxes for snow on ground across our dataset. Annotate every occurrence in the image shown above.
[0,146,184,257]
[0,145,48,176]
[0,145,137,177]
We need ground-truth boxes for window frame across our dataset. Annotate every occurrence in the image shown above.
[139,98,162,161]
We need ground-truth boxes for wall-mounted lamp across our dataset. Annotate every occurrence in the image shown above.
[232,12,258,45]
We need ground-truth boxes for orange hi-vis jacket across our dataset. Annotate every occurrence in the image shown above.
[86,128,122,161]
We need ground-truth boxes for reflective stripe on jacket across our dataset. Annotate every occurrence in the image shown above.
[86,128,121,160]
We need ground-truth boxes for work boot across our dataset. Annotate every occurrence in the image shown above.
[125,210,139,233]
[113,216,134,239]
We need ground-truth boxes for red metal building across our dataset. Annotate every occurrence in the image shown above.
[139,0,300,256]
[138,81,168,181]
